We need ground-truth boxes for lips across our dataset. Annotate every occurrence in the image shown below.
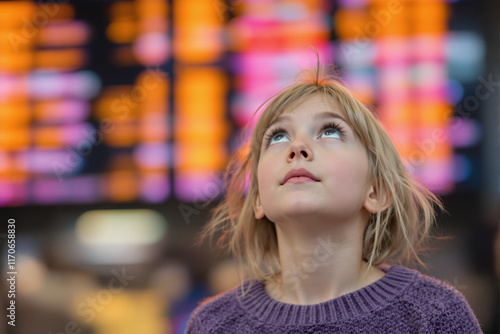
[281,168,319,185]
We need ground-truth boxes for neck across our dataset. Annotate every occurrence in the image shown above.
[266,221,385,305]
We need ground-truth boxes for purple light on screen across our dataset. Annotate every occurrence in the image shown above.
[29,71,101,99]
[32,178,67,204]
[134,143,170,169]
[25,149,68,174]
[32,176,99,205]
[337,0,369,7]
[69,176,102,203]
[141,173,170,203]
[449,118,481,147]
[174,172,223,202]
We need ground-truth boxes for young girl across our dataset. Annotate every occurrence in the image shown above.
[186,63,483,333]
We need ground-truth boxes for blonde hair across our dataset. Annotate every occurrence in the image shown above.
[199,63,444,287]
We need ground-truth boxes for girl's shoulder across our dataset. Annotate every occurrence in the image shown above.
[401,266,470,302]
[395,266,482,332]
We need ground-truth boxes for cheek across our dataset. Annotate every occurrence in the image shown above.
[256,157,279,203]
[327,152,369,189]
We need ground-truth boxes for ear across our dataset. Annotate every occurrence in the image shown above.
[363,180,391,214]
[253,191,265,219]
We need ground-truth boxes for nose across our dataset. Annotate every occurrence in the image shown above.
[287,137,313,162]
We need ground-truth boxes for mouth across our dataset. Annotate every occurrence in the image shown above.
[281,168,320,185]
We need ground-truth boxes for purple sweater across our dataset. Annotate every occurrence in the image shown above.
[185,265,483,333]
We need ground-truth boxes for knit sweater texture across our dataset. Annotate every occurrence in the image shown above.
[185,265,482,333]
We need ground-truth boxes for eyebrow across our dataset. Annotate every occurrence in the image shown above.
[265,111,350,131]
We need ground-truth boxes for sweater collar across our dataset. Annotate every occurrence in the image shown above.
[236,265,417,325]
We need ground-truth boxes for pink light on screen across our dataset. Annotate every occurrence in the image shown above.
[134,143,170,169]
[417,157,454,195]
[133,33,171,66]
[0,179,27,206]
[141,173,170,203]
[38,21,91,47]
[0,74,29,100]
[61,123,95,146]
[174,171,223,202]
[377,66,411,104]
[375,37,410,66]
[34,99,90,123]
[412,35,446,62]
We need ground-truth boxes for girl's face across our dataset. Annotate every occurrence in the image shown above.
[253,94,375,227]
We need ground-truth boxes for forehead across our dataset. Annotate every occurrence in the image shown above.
[266,94,346,127]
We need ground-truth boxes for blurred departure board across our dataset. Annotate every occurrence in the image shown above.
[0,0,485,206]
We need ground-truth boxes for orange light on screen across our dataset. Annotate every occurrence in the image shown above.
[135,69,169,101]
[38,4,75,21]
[418,103,449,126]
[37,22,90,47]
[105,171,139,202]
[334,9,368,40]
[175,68,227,118]
[137,0,168,19]
[176,67,228,93]
[174,26,223,63]
[0,1,35,27]
[175,117,230,143]
[109,1,136,20]
[107,20,137,44]
[34,49,86,70]
[413,1,448,34]
[0,102,30,126]
[176,143,228,172]
[173,0,223,63]
[93,86,139,121]
[33,126,63,148]
[103,122,138,147]
[0,128,30,150]
[0,52,33,72]
[370,1,408,37]
[380,103,414,128]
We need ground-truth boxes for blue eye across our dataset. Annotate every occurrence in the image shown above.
[319,122,345,139]
[319,126,342,139]
[263,121,346,147]
[265,127,289,146]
